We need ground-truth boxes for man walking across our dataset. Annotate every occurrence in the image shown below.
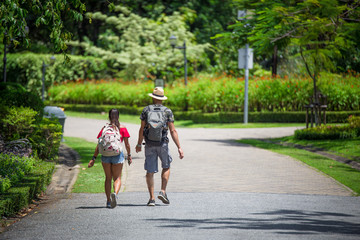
[135,87,184,206]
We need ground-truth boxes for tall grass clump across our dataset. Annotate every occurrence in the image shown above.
[48,72,360,112]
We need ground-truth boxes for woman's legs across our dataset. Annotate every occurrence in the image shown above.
[111,163,123,195]
[102,162,112,202]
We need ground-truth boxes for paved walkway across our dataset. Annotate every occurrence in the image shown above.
[2,116,359,240]
[64,117,352,196]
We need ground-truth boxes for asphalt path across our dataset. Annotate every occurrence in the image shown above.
[1,116,359,240]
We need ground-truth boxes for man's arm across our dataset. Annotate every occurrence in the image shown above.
[168,122,184,159]
[135,120,146,153]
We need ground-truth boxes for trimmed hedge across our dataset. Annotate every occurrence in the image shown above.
[0,154,36,193]
[1,53,110,97]
[0,82,45,123]
[187,111,360,124]
[0,160,54,217]
[52,103,360,124]
[294,115,360,140]
[48,74,360,112]
[55,103,143,115]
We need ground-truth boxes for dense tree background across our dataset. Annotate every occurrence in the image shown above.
[1,0,359,78]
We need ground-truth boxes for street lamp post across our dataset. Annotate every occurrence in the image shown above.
[169,35,187,86]
[3,32,8,82]
[41,61,48,102]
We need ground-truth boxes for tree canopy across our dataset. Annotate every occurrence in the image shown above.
[215,0,360,76]
[69,5,211,80]
[1,0,87,57]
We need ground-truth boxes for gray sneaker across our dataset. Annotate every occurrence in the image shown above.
[147,199,155,206]
[158,191,170,204]
[106,201,111,208]
[110,193,117,208]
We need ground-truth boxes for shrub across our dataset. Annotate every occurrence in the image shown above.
[294,115,360,140]
[0,153,36,193]
[1,53,110,97]
[52,103,142,115]
[294,125,356,140]
[0,160,54,217]
[48,73,360,113]
[0,82,44,122]
[348,115,360,136]
[0,177,11,193]
[0,106,37,141]
[30,118,62,161]
[0,106,62,161]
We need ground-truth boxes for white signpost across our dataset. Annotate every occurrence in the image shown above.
[237,10,253,124]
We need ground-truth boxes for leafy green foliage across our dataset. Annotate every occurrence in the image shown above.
[0,0,87,57]
[294,116,360,140]
[0,107,37,141]
[0,159,54,217]
[30,118,62,161]
[349,115,360,128]
[348,115,360,136]
[0,177,11,194]
[214,0,360,81]
[48,73,360,112]
[0,53,109,98]
[0,82,44,122]
[111,0,240,45]
[69,5,211,80]
[294,125,356,140]
[0,106,62,161]
[0,153,36,193]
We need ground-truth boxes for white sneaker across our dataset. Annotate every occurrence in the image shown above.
[110,193,117,208]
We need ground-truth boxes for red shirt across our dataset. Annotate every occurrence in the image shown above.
[97,126,130,142]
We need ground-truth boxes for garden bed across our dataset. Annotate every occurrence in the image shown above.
[0,160,54,217]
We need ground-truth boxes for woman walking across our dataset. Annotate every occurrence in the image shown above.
[88,108,132,208]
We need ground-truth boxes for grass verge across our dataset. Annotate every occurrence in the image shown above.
[238,139,360,195]
[65,111,305,128]
[277,136,360,163]
[63,137,104,193]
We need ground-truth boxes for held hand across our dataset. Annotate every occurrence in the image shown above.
[178,148,184,159]
[127,156,132,166]
[135,145,142,153]
[88,159,95,168]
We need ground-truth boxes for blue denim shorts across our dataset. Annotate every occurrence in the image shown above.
[144,142,172,173]
[101,152,125,164]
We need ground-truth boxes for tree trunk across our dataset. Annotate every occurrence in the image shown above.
[300,47,320,126]
[272,45,278,77]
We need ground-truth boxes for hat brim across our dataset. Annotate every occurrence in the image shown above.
[148,93,168,100]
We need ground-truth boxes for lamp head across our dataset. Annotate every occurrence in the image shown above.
[169,35,177,49]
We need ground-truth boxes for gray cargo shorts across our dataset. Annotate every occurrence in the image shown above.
[144,142,173,173]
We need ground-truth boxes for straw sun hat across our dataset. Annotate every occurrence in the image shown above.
[148,87,168,101]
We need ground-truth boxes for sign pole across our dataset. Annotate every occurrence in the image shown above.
[244,43,249,124]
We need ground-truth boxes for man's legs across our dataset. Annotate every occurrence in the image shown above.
[146,172,155,201]
[161,168,170,194]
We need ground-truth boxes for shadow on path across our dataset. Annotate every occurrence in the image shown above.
[146,209,360,235]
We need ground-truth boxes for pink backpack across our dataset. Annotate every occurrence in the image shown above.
[98,124,123,156]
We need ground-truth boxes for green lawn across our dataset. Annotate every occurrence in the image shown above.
[63,137,105,193]
[238,139,360,195]
[277,136,360,163]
